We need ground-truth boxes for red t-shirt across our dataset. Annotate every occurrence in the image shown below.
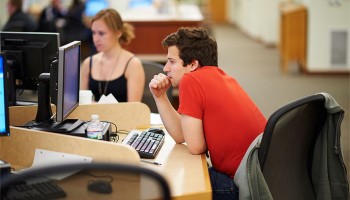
[178,66,266,177]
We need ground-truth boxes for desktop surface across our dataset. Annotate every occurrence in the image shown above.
[117,127,211,198]
[2,176,67,200]
[1,166,167,200]
[1,103,212,199]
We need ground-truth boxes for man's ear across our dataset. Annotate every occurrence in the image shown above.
[190,60,200,72]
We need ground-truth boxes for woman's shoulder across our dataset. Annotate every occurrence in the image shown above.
[82,53,101,67]
[122,50,141,65]
[84,52,102,62]
[122,49,135,58]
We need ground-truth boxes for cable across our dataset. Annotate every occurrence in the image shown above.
[109,134,119,143]
[101,121,119,143]
[117,129,130,135]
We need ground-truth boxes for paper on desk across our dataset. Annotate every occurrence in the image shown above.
[14,149,93,180]
[98,93,118,104]
[150,113,163,125]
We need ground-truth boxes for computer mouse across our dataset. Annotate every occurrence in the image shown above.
[148,128,165,135]
[87,180,112,194]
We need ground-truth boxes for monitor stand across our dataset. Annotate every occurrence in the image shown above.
[25,118,86,133]
[25,119,111,140]
[24,74,85,133]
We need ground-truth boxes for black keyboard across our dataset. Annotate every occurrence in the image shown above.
[122,130,165,159]
[2,178,67,200]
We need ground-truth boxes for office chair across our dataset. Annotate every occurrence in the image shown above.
[1,162,171,200]
[235,93,349,200]
[141,60,173,113]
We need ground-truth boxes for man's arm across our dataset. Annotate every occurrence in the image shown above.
[155,94,184,143]
[149,73,184,143]
[156,96,207,155]
[150,74,207,154]
[181,115,207,154]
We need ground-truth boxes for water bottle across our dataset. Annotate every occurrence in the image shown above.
[86,114,103,140]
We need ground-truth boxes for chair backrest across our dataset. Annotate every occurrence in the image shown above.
[1,162,171,200]
[141,60,173,113]
[258,94,327,200]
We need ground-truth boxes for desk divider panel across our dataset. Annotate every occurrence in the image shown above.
[9,105,56,126]
[2,102,151,169]
[0,128,140,169]
[9,102,151,131]
[69,102,150,131]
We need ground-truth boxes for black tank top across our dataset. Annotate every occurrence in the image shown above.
[88,56,134,102]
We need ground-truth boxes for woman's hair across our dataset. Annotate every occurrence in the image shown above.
[161,27,218,67]
[92,8,135,45]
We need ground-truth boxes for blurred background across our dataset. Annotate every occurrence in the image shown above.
[1,0,349,180]
[1,0,349,73]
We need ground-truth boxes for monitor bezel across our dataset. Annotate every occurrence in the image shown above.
[0,52,10,136]
[56,41,81,123]
[0,31,60,104]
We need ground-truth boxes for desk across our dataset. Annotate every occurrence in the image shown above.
[0,103,211,200]
[121,4,204,55]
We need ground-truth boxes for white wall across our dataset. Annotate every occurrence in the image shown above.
[305,0,350,71]
[0,0,8,28]
[227,0,350,72]
[228,0,282,46]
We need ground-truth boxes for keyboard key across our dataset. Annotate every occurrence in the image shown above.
[121,130,165,159]
[3,179,67,200]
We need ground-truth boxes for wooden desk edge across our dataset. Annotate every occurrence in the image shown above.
[0,127,141,168]
[201,154,212,190]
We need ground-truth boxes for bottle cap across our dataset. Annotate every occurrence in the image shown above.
[91,114,99,120]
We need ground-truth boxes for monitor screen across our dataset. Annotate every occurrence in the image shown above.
[84,0,109,17]
[0,31,60,104]
[0,52,10,136]
[56,41,81,122]
[128,0,153,8]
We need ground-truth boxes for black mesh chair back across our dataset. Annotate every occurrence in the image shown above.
[258,94,327,200]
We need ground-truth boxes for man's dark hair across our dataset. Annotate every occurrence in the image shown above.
[162,27,218,67]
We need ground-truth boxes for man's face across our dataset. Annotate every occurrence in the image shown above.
[163,46,192,87]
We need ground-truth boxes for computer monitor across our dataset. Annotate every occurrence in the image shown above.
[24,41,83,133]
[56,41,81,122]
[0,31,60,104]
[84,0,109,17]
[128,0,153,8]
[0,52,10,136]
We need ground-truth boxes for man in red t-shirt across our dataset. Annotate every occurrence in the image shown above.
[149,27,267,200]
